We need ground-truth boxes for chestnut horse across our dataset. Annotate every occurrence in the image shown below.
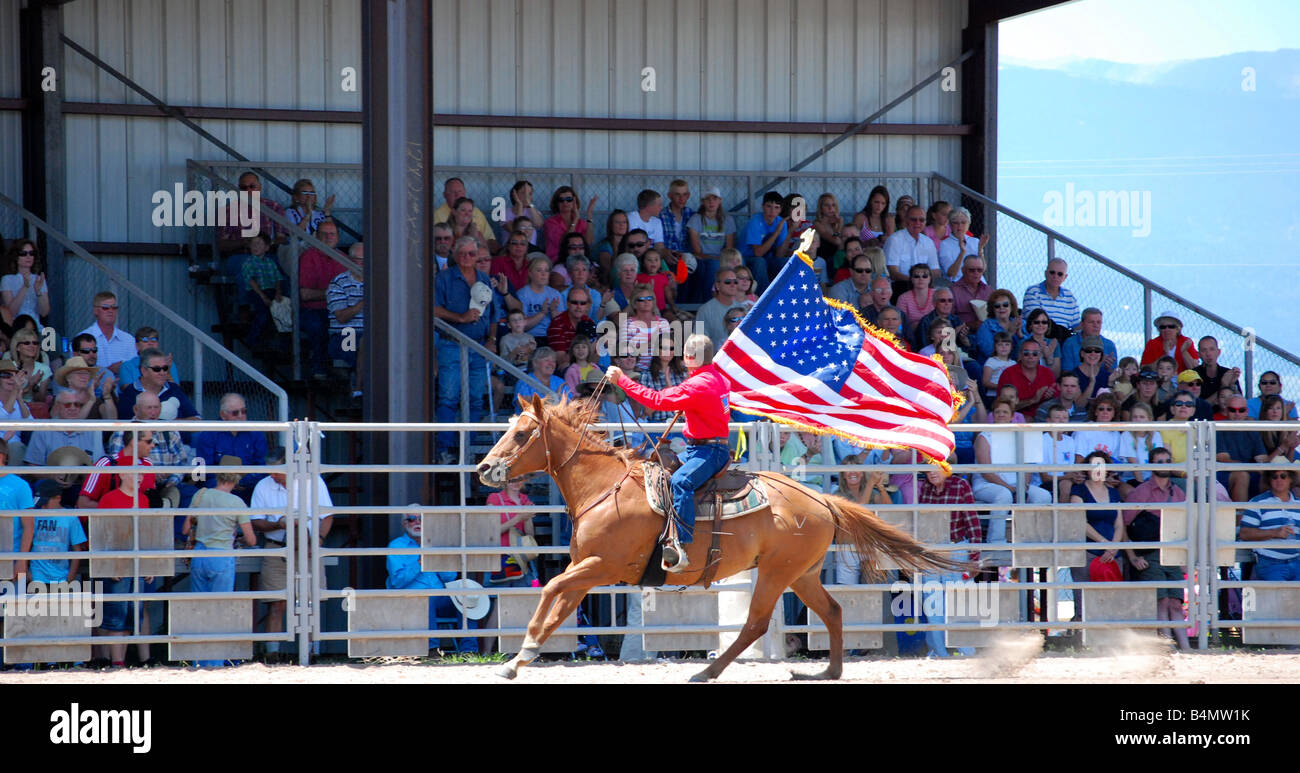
[477,394,967,682]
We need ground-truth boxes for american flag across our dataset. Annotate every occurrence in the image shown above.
[715,254,958,465]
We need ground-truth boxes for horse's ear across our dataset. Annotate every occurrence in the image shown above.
[531,393,545,416]
[516,393,530,412]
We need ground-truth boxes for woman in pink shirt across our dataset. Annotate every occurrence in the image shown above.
[542,185,595,260]
[897,265,936,321]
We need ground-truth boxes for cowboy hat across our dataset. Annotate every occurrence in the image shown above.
[55,356,96,386]
[444,578,491,620]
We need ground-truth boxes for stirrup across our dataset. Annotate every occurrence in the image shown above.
[662,541,691,573]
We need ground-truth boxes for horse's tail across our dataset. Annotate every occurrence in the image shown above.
[824,494,977,581]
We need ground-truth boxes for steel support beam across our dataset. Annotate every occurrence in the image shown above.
[362,0,434,586]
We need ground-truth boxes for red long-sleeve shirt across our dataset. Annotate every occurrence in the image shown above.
[617,363,730,439]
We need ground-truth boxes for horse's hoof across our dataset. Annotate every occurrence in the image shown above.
[789,668,838,681]
[689,669,714,683]
[495,664,518,680]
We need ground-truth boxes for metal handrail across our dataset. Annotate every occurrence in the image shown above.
[0,191,289,421]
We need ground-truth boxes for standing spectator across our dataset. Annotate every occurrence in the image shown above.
[685,187,735,303]
[434,178,493,245]
[1193,336,1242,403]
[916,465,981,658]
[1247,371,1298,420]
[77,292,136,374]
[828,456,882,583]
[658,180,696,280]
[1060,308,1118,373]
[1216,394,1270,503]
[433,237,498,463]
[21,479,87,585]
[216,172,287,257]
[182,460,256,667]
[1140,313,1199,370]
[1239,462,1300,582]
[117,327,181,388]
[116,349,199,422]
[545,287,597,369]
[249,446,333,662]
[298,220,347,379]
[386,507,478,653]
[998,339,1057,418]
[485,481,538,586]
[23,389,105,465]
[2,438,34,578]
[192,392,268,503]
[883,205,939,300]
[949,255,992,330]
[974,289,1025,363]
[937,207,986,284]
[94,428,158,667]
[106,392,195,510]
[1,239,50,324]
[593,210,630,286]
[543,185,595,259]
[327,243,366,398]
[285,178,334,236]
[239,232,288,349]
[738,191,791,292]
[1021,258,1080,340]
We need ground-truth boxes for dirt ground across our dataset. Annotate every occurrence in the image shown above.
[5,640,1299,684]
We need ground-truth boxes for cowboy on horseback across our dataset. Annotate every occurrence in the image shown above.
[605,333,730,573]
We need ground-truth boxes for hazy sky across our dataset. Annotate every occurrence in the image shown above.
[1001,0,1296,64]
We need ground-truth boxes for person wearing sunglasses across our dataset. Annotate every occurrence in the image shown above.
[696,268,747,349]
[1140,312,1199,371]
[286,177,335,236]
[1,239,51,326]
[116,326,180,389]
[883,205,940,302]
[1060,308,1118,373]
[434,177,494,251]
[1247,370,1298,420]
[76,291,137,375]
[1239,459,1300,582]
[545,287,598,370]
[543,185,596,260]
[115,348,200,423]
[974,288,1024,362]
[1020,258,1080,344]
[623,283,672,372]
[1155,370,1214,420]
[191,392,267,503]
[1121,446,1191,648]
[826,249,875,308]
[216,171,288,257]
[1215,394,1270,503]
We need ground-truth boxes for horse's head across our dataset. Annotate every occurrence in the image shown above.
[477,394,554,487]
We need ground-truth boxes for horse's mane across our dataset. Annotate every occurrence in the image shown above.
[532,395,648,477]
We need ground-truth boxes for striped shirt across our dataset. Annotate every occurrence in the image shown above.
[327,272,365,334]
[1240,492,1300,560]
[1021,281,1080,329]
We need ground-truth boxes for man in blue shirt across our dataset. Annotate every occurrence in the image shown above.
[738,192,791,294]
[2,439,36,573]
[387,507,477,652]
[433,236,499,463]
[1239,463,1300,581]
[192,392,268,503]
[117,326,181,387]
[1060,308,1119,372]
[116,348,201,422]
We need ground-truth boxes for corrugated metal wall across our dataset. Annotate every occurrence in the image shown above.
[61,0,362,242]
[432,0,964,177]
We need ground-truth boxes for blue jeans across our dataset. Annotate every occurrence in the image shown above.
[100,577,159,633]
[922,547,976,657]
[300,307,331,375]
[429,595,479,653]
[435,342,488,454]
[190,543,238,667]
[670,443,730,545]
[680,257,719,304]
[1253,554,1300,582]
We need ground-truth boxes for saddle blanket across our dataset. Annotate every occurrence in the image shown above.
[642,462,769,521]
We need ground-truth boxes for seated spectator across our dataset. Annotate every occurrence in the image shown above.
[996,384,1028,423]
[543,185,594,260]
[860,276,895,327]
[511,256,563,345]
[431,222,453,271]
[972,397,1053,559]
[1239,462,1300,582]
[193,392,268,503]
[1247,371,1298,419]
[1258,394,1300,462]
[826,242,872,306]
[550,232,587,288]
[1121,402,1164,484]
[1194,336,1242,402]
[975,289,1024,362]
[1111,357,1139,404]
[1071,335,1117,400]
[883,205,940,301]
[386,508,480,652]
[285,178,334,235]
[981,332,1017,407]
[625,188,667,253]
[623,284,672,371]
[77,427,157,510]
[485,480,538,586]
[1022,308,1062,377]
[116,348,200,422]
[641,336,688,424]
[1121,368,1161,421]
[327,243,366,397]
[1216,394,1269,502]
[117,327,180,388]
[608,252,641,315]
[733,264,758,308]
[22,479,87,585]
[1068,450,1129,621]
[582,364,648,450]
[298,220,347,379]
[53,356,115,421]
[637,248,680,319]
[500,180,545,244]
[0,360,32,461]
[546,287,597,369]
[1122,448,1187,645]
[937,207,986,285]
[434,178,495,251]
[1140,313,1199,370]
[77,292,136,375]
[239,233,288,348]
[738,191,791,292]
[107,393,196,514]
[1157,370,1213,420]
[1041,403,1080,500]
[851,185,893,248]
[7,327,51,413]
[514,347,575,407]
[1034,372,1088,423]
[498,309,536,371]
[59,333,116,402]
[684,187,735,303]
[998,338,1058,418]
[182,460,256,667]
[561,335,600,395]
[492,231,533,293]
[1,439,33,577]
[874,306,908,349]
[1072,393,1125,461]
[563,256,603,322]
[593,209,630,285]
[1212,382,1241,421]
[828,456,879,583]
[921,200,951,253]
[216,172,287,260]
[1021,258,1080,341]
[24,389,105,465]
[1060,308,1118,373]
[910,288,971,356]
[896,265,936,323]
[1163,390,1199,490]
[949,255,992,331]
[1153,356,1180,405]
[1,239,51,326]
[696,268,745,349]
